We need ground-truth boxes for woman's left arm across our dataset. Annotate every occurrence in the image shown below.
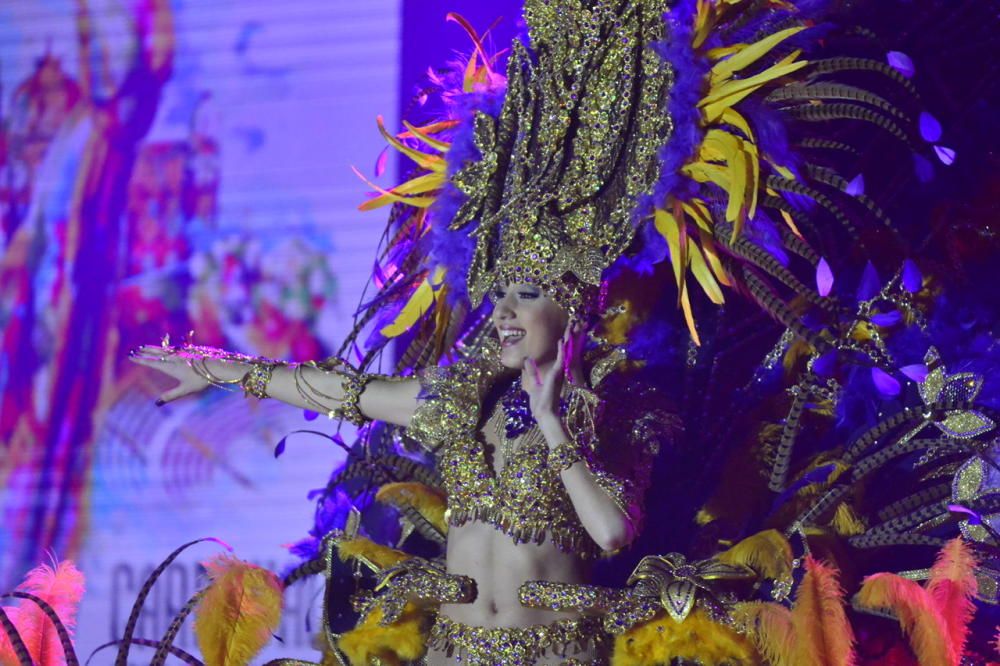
[524,322,642,553]
[536,413,636,552]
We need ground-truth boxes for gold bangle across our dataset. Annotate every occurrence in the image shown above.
[548,440,584,471]
[240,362,276,399]
[333,371,373,426]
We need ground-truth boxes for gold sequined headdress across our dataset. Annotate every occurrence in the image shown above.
[451,0,674,317]
[359,0,943,348]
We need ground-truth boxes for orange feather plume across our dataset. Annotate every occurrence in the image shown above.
[0,559,85,666]
[733,556,854,666]
[856,538,978,666]
[927,537,978,662]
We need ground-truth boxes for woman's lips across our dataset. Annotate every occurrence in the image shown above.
[499,328,526,348]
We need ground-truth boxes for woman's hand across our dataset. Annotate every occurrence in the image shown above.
[128,344,244,404]
[523,320,586,427]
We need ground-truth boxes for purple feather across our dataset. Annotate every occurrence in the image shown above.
[846,173,865,196]
[902,259,922,293]
[856,261,880,301]
[913,153,934,183]
[870,310,902,327]
[934,145,957,165]
[887,51,915,79]
[948,504,983,525]
[919,112,943,143]
[871,367,901,397]
[900,364,929,383]
[816,257,834,296]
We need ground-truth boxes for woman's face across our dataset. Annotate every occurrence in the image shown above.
[490,282,568,370]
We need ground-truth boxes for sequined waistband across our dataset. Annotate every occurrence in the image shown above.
[427,613,606,666]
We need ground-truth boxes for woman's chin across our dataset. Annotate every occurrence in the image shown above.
[498,348,525,369]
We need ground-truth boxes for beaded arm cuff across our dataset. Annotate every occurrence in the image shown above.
[548,440,585,471]
[240,362,276,399]
[359,558,476,626]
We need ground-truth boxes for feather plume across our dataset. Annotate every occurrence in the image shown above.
[856,573,951,666]
[730,602,795,666]
[0,560,84,666]
[193,555,283,666]
[338,605,428,666]
[791,556,855,666]
[717,529,793,581]
[376,482,448,535]
[611,608,760,666]
[336,537,411,572]
[926,538,977,663]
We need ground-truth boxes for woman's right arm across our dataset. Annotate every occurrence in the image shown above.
[129,345,421,428]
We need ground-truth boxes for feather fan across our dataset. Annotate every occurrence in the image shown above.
[193,555,283,666]
[717,529,793,581]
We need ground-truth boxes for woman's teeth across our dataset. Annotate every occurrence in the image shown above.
[500,329,525,347]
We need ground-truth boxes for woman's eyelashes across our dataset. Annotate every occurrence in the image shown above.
[491,287,540,303]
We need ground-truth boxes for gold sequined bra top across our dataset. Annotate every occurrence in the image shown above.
[406,354,671,557]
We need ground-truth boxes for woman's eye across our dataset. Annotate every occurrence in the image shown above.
[491,289,506,302]
[517,291,539,300]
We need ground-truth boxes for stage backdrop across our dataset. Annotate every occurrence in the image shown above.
[0,0,400,656]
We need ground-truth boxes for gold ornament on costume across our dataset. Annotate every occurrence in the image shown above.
[604,553,755,630]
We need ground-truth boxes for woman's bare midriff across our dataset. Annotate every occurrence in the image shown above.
[422,521,598,665]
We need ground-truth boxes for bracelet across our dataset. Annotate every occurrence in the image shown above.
[293,361,375,426]
[548,440,585,471]
[334,370,374,426]
[240,362,276,399]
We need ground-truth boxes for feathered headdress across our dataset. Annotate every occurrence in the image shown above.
[352,0,946,363]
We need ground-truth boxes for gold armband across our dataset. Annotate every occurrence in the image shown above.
[548,440,585,471]
[240,362,276,399]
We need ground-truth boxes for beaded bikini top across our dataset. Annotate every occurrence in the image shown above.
[405,349,673,557]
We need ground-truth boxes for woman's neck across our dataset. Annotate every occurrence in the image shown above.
[521,358,555,389]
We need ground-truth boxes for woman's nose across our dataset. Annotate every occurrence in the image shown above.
[494,293,516,319]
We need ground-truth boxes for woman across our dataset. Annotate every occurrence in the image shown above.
[131,273,667,664]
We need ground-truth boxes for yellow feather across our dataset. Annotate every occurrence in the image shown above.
[829,502,866,537]
[376,482,448,534]
[338,605,429,666]
[336,537,411,572]
[856,573,952,666]
[702,53,809,121]
[710,26,807,83]
[194,555,283,666]
[790,556,856,666]
[612,608,760,666]
[731,601,796,666]
[687,238,725,304]
[717,529,792,582]
[380,267,445,338]
[376,116,446,171]
[655,208,685,293]
[401,120,450,153]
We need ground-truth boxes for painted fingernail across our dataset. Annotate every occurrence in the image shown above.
[155,399,165,407]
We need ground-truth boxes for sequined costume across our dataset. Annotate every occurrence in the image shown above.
[407,347,670,558]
